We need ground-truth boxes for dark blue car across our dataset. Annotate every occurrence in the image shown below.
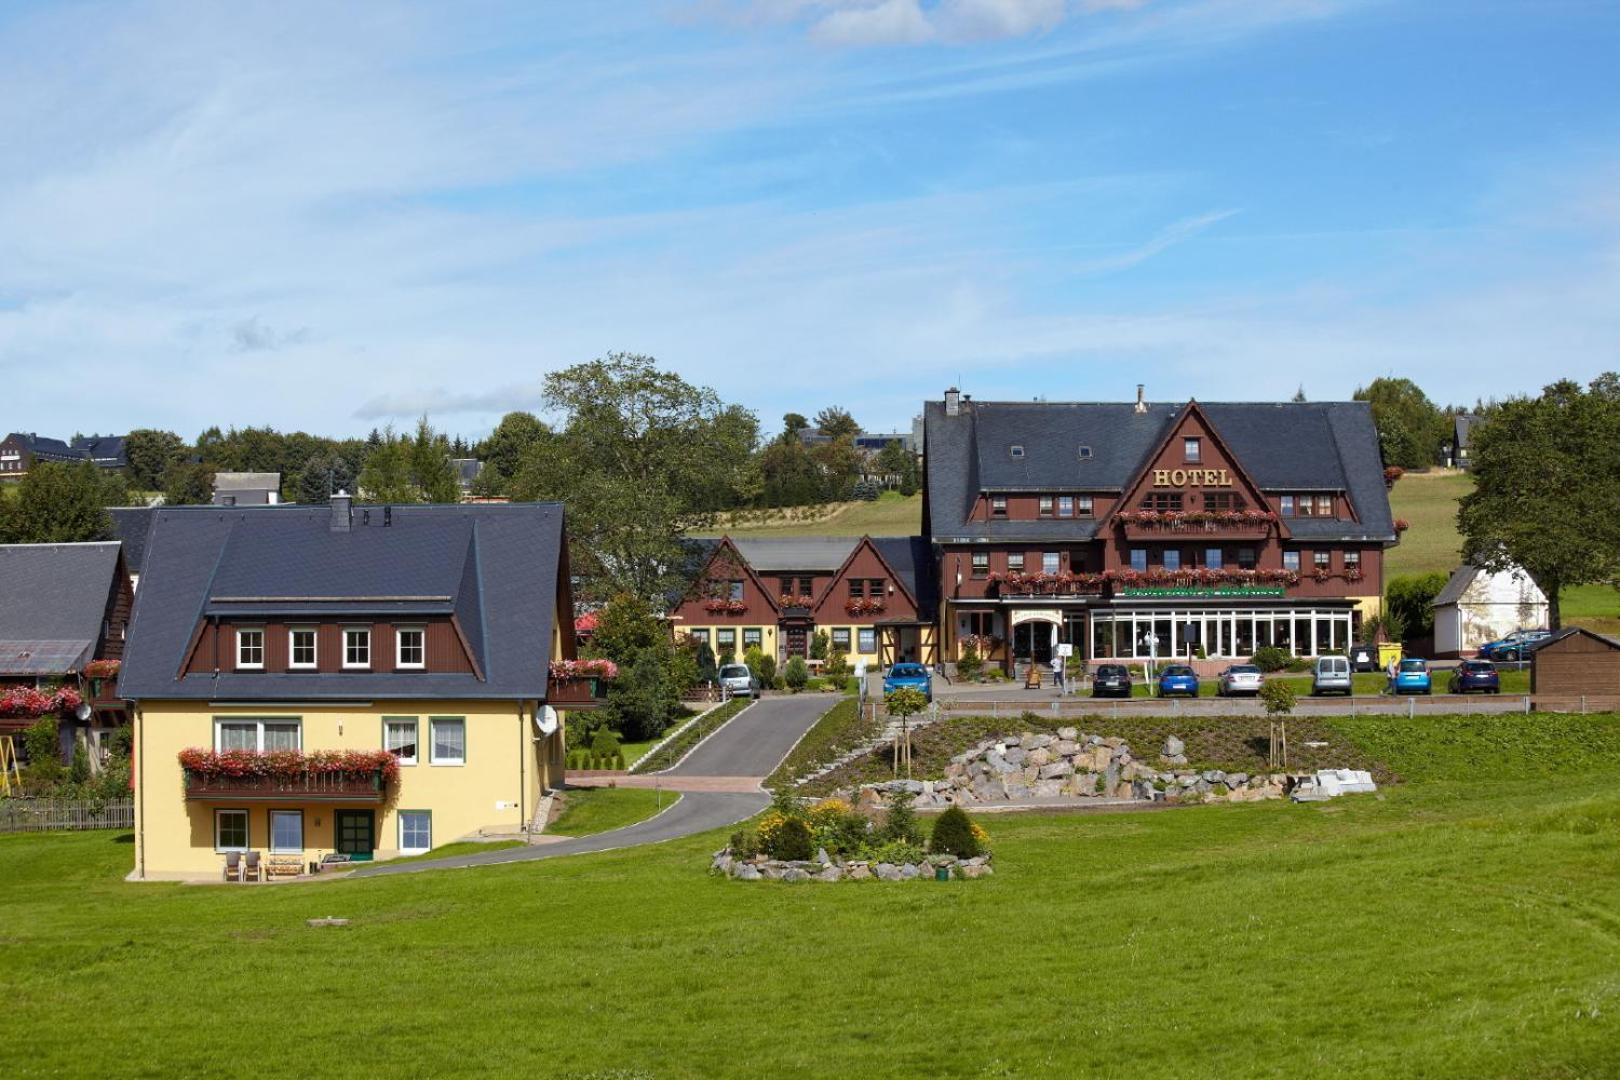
[1448,658,1500,694]
[1156,664,1199,698]
[883,662,932,701]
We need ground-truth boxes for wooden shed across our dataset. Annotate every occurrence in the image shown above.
[1530,627,1620,697]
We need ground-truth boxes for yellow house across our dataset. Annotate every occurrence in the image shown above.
[120,496,586,880]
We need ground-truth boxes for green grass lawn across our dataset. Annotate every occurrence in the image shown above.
[706,491,921,538]
[548,786,677,837]
[383,839,525,866]
[764,697,878,790]
[630,696,751,773]
[4,716,1619,1077]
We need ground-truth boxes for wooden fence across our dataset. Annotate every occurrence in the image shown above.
[0,798,134,834]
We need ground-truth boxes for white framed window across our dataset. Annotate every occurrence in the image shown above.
[1283,550,1301,572]
[1345,550,1361,570]
[1077,495,1094,517]
[385,718,419,766]
[236,627,264,670]
[1007,552,1025,572]
[1314,550,1332,570]
[831,628,851,651]
[399,810,432,855]
[214,718,301,752]
[344,627,371,669]
[742,628,762,649]
[971,552,989,578]
[214,809,249,853]
[1057,496,1074,518]
[269,810,303,853]
[990,495,1007,517]
[1042,552,1060,575]
[1184,437,1202,463]
[430,717,465,766]
[289,627,317,669]
[1038,495,1053,517]
[396,627,425,669]
[857,628,877,654]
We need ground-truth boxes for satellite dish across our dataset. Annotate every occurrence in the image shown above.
[75,703,93,722]
[535,706,559,736]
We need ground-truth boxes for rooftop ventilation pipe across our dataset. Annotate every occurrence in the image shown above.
[945,387,961,417]
[1134,384,1147,414]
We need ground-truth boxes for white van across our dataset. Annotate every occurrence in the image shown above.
[1311,655,1353,696]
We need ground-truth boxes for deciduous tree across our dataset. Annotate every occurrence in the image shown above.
[1353,377,1447,469]
[1,461,113,543]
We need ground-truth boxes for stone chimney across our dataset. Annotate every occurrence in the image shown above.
[945,386,961,417]
[330,490,352,532]
[1134,384,1147,414]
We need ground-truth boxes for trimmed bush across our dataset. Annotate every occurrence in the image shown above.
[929,806,984,858]
[1250,646,1290,673]
[881,790,923,846]
[729,827,761,858]
[590,727,621,760]
[764,816,813,861]
[783,657,809,692]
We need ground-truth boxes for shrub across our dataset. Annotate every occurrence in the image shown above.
[866,838,925,865]
[929,806,984,858]
[852,478,882,501]
[757,654,777,689]
[783,657,809,692]
[807,798,868,856]
[590,727,622,760]
[810,631,829,661]
[1259,680,1297,716]
[729,827,761,858]
[881,789,924,846]
[612,750,625,771]
[823,650,849,682]
[764,816,813,861]
[1286,656,1313,673]
[1250,646,1290,673]
[956,641,983,681]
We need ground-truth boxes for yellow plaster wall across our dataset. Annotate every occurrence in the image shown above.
[133,699,560,878]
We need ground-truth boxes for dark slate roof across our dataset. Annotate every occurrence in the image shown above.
[1454,413,1479,450]
[925,398,1395,544]
[119,503,565,702]
[871,536,938,621]
[72,434,128,466]
[1539,626,1620,651]
[1430,564,1479,608]
[733,537,859,573]
[0,542,122,675]
[109,507,157,575]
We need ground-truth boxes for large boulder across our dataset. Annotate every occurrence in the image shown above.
[1057,726,1079,741]
[1162,735,1186,758]
[1039,760,1074,780]
[734,863,761,880]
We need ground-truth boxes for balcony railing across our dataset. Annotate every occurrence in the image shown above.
[183,769,387,803]
[1116,515,1274,539]
[547,675,609,709]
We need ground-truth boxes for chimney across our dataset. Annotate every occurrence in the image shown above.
[945,386,961,417]
[1134,384,1147,414]
[330,490,352,532]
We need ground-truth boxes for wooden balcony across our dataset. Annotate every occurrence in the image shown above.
[547,675,608,710]
[183,770,388,803]
[1117,517,1273,541]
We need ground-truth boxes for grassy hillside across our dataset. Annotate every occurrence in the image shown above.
[5,718,1620,1077]
[706,490,921,538]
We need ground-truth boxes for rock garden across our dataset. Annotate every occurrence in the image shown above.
[835,728,1293,809]
[713,794,993,883]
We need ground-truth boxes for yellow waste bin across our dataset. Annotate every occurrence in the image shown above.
[1377,643,1404,669]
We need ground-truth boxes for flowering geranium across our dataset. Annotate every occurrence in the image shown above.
[178,747,400,785]
[0,686,84,718]
[988,571,1104,596]
[82,659,121,679]
[777,593,815,609]
[1393,519,1411,533]
[703,598,748,615]
[549,658,619,681]
[1116,508,1276,530]
[845,597,886,617]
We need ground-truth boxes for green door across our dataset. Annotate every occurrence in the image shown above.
[335,810,375,861]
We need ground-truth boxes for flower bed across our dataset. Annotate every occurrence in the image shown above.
[1115,508,1276,529]
[548,658,619,681]
[82,659,121,679]
[844,597,885,616]
[177,747,401,784]
[703,598,748,615]
[714,796,994,882]
[711,849,993,882]
[0,686,84,719]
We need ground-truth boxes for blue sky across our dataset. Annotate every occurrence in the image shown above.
[1,0,1617,441]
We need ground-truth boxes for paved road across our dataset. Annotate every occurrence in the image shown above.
[350,695,831,878]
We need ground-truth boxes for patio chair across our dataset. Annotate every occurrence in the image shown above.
[222,850,242,882]
[242,850,263,883]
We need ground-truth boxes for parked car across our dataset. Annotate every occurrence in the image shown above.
[1348,642,1379,673]
[1216,664,1263,697]
[1390,658,1432,695]
[1478,629,1551,661]
[883,662,932,701]
[1311,655,1354,696]
[1156,664,1200,697]
[1448,658,1500,695]
[1091,663,1133,699]
[718,663,760,697]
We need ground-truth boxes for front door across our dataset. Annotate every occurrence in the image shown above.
[785,626,808,659]
[335,810,375,861]
[1012,623,1055,665]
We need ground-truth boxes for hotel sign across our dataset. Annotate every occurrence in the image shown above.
[1153,469,1231,487]
[1121,586,1285,599]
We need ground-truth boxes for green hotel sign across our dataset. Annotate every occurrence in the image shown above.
[1120,586,1286,599]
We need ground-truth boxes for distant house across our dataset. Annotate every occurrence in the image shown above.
[451,458,484,499]
[1531,627,1620,699]
[0,542,135,765]
[0,432,128,480]
[1444,414,1481,470]
[1431,563,1549,658]
[212,472,281,506]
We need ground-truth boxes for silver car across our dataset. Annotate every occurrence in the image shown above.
[1311,655,1353,696]
[718,663,759,697]
[1217,664,1263,697]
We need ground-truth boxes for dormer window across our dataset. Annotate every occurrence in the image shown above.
[289,627,317,669]
[236,628,264,670]
[990,495,1007,518]
[397,627,425,669]
[1078,446,1093,460]
[344,627,371,669]
[1010,445,1025,458]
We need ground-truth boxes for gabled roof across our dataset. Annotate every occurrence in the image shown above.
[732,537,860,573]
[0,542,123,675]
[870,536,938,621]
[1539,626,1620,651]
[109,507,157,575]
[925,398,1394,544]
[72,434,127,465]
[119,503,566,701]
[1430,564,1479,609]
[1454,413,1480,450]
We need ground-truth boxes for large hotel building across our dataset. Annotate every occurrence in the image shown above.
[673,387,1398,672]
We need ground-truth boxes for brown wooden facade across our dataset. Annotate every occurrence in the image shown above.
[1531,629,1620,697]
[181,618,477,676]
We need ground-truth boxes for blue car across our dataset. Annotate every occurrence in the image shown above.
[1448,659,1500,695]
[1156,664,1200,697]
[883,662,932,702]
[1478,629,1551,661]
[1390,658,1432,695]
